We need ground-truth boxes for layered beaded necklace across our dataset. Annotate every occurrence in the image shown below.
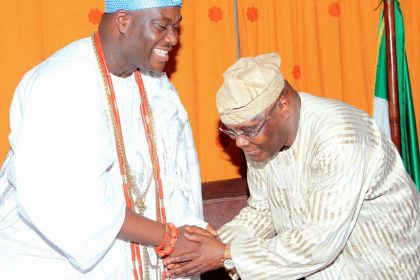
[92,32,168,280]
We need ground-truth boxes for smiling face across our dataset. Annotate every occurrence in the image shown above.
[119,7,181,74]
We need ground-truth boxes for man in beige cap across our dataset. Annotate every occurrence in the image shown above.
[165,53,420,279]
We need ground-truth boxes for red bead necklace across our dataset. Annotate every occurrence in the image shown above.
[92,32,167,280]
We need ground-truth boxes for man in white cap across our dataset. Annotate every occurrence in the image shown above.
[164,53,420,279]
[0,1,211,279]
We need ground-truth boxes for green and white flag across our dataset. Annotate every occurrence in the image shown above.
[373,0,420,190]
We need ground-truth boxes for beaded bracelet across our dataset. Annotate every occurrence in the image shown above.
[155,223,179,257]
[154,224,169,252]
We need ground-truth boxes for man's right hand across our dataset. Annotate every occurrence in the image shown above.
[171,226,200,256]
[165,225,218,270]
[164,228,226,278]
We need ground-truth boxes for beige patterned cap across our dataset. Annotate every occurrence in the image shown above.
[216,53,284,125]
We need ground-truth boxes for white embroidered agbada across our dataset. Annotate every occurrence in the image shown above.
[0,38,206,279]
[218,93,420,280]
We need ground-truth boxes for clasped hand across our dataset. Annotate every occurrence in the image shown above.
[164,225,225,278]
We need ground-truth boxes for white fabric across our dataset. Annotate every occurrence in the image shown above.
[0,38,205,279]
[218,93,420,280]
[373,96,391,136]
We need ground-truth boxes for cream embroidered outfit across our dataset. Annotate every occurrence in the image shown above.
[218,93,420,280]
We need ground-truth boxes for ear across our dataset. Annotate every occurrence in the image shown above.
[278,95,290,119]
[114,10,131,34]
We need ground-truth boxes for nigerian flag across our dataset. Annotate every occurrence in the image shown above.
[373,0,420,190]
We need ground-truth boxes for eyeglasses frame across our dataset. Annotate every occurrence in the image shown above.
[219,96,280,139]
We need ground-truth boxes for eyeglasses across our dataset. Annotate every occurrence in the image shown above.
[219,97,280,139]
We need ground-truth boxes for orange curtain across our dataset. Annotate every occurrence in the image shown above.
[237,0,379,111]
[0,0,103,164]
[1,0,419,182]
[170,0,241,182]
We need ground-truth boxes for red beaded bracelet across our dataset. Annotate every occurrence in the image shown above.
[155,223,179,257]
[154,224,169,252]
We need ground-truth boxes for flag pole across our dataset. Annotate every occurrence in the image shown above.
[233,0,241,59]
[383,0,402,153]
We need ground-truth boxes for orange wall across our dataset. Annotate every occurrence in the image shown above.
[1,1,419,182]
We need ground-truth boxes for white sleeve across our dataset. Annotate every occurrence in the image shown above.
[159,75,206,228]
[175,119,206,228]
[217,161,275,243]
[10,63,125,272]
